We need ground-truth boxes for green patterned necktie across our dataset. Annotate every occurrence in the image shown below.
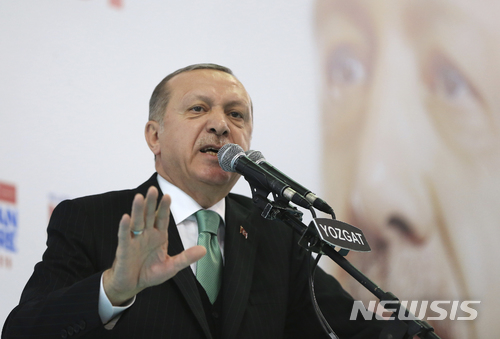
[195,209,223,304]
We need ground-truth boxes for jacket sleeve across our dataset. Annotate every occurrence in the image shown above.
[2,199,113,339]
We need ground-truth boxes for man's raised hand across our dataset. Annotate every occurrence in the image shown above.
[103,186,206,306]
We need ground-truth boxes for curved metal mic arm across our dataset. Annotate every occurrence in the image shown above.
[248,183,442,339]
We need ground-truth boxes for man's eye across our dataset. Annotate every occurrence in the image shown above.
[191,106,204,112]
[327,44,366,87]
[431,56,475,103]
[229,111,243,119]
[426,52,493,151]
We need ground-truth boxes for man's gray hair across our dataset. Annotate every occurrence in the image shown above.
[149,63,234,124]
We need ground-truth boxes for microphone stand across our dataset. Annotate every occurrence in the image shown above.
[249,186,441,339]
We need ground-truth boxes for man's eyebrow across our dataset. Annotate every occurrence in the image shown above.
[182,93,213,105]
[224,100,250,110]
[182,94,250,112]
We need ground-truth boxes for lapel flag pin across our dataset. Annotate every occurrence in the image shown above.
[239,226,248,239]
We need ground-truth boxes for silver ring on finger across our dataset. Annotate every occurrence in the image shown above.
[132,229,144,236]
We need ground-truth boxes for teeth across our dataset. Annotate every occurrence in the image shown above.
[201,147,219,155]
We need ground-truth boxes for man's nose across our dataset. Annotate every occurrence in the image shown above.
[348,34,437,248]
[206,108,230,137]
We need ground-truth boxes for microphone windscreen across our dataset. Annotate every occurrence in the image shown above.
[218,143,245,172]
[246,150,265,163]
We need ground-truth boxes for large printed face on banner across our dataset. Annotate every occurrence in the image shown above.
[315,0,500,338]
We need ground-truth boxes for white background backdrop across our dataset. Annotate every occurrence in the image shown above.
[0,0,323,327]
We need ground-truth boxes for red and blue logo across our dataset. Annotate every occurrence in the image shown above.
[0,181,18,253]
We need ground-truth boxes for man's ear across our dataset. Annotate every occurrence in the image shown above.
[145,121,161,156]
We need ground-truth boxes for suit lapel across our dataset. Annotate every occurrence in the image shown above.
[167,215,213,339]
[221,196,258,339]
[149,174,212,339]
[146,174,259,338]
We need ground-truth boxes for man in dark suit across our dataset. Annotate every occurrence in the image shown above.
[2,64,382,338]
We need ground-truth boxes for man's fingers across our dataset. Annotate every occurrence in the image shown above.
[173,245,206,272]
[130,193,145,234]
[156,194,171,232]
[144,186,158,231]
[117,213,132,242]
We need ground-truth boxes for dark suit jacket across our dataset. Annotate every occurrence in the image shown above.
[2,174,382,339]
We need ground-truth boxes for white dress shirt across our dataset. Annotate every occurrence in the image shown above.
[98,174,226,325]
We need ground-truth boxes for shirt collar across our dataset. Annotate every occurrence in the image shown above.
[156,174,226,225]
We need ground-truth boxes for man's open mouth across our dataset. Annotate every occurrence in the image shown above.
[200,146,220,156]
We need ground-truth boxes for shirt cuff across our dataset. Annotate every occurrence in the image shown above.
[98,273,135,325]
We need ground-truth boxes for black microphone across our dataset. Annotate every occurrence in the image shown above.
[246,150,335,217]
[218,144,311,209]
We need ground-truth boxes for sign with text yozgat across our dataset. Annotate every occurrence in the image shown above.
[311,218,371,252]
